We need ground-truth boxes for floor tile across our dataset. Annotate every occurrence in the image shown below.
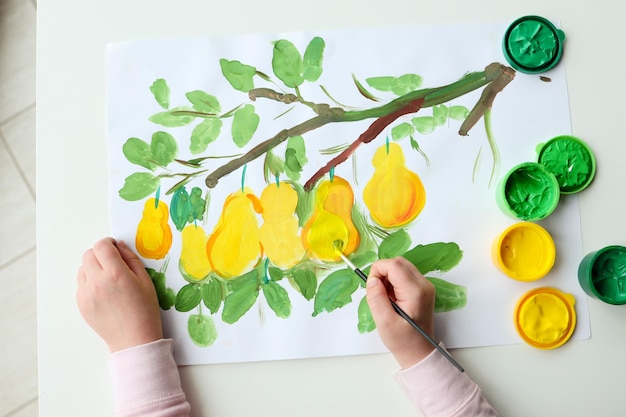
[0,0,36,124]
[6,398,38,417]
[0,250,38,416]
[1,106,36,196]
[0,139,35,267]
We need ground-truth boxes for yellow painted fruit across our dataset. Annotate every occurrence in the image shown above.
[302,176,360,262]
[180,225,212,280]
[206,187,263,278]
[363,143,426,228]
[259,182,305,268]
[135,198,172,260]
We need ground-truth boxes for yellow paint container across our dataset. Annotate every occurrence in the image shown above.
[514,287,576,349]
[492,222,556,281]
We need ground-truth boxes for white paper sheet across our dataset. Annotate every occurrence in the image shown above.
[107,22,590,365]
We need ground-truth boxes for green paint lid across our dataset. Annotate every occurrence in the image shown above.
[502,15,566,74]
[536,135,596,194]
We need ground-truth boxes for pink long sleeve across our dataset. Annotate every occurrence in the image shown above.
[108,339,191,417]
[395,343,499,417]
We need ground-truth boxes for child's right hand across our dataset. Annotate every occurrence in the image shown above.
[366,257,436,369]
[76,238,164,353]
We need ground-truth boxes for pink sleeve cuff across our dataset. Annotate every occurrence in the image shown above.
[109,339,190,417]
[395,343,499,417]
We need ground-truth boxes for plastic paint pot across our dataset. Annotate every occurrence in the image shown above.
[496,162,560,221]
[578,245,626,305]
[514,287,576,349]
[492,222,556,281]
[536,135,596,194]
[502,15,566,74]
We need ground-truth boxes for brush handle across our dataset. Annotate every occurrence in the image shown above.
[354,267,464,373]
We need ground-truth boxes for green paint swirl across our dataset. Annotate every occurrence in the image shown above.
[592,248,626,304]
[506,17,560,71]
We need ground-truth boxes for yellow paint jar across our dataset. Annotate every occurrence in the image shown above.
[514,287,576,349]
[492,222,556,281]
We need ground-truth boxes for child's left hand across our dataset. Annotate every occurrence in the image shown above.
[76,237,163,352]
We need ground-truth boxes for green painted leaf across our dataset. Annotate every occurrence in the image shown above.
[412,116,436,134]
[150,131,178,166]
[122,137,154,170]
[188,313,217,347]
[118,172,160,201]
[186,90,221,113]
[432,105,449,126]
[264,150,285,182]
[379,229,412,259]
[231,104,259,147]
[188,187,206,222]
[268,266,284,282]
[402,242,463,274]
[222,270,259,324]
[262,281,291,318]
[175,284,202,312]
[284,135,308,181]
[391,74,423,95]
[170,186,190,232]
[357,295,376,333]
[352,74,380,101]
[449,105,470,121]
[366,76,396,92]
[350,251,377,269]
[219,59,256,93]
[427,277,467,312]
[202,278,224,314]
[391,122,414,141]
[272,39,304,88]
[147,268,175,310]
[150,79,170,109]
[149,106,196,127]
[190,118,222,154]
[302,37,325,82]
[291,268,317,300]
[313,269,360,316]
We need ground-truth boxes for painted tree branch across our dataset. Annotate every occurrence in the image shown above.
[204,62,515,189]
[303,98,424,191]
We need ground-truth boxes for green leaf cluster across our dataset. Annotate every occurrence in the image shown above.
[263,136,308,182]
[169,186,206,231]
[366,73,423,96]
[147,268,176,310]
[272,37,325,88]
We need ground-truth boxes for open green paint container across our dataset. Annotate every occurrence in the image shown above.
[578,246,626,305]
[536,135,596,194]
[502,15,566,74]
[496,162,560,221]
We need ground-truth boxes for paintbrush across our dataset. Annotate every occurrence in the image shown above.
[333,240,464,372]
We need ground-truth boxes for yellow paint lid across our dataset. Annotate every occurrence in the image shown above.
[492,222,556,281]
[514,287,576,349]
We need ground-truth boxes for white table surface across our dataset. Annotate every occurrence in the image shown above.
[36,1,626,416]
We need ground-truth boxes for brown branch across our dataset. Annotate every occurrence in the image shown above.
[303,98,425,191]
[248,88,298,104]
[459,65,515,135]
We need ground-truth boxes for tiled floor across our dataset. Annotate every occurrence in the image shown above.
[0,0,39,416]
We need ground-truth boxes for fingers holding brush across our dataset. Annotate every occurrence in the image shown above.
[367,257,436,369]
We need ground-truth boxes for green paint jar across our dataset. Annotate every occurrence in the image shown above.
[536,135,596,194]
[496,162,560,221]
[502,15,566,74]
[578,246,626,305]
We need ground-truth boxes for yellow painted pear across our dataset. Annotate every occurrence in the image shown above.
[180,224,212,280]
[363,143,426,228]
[206,187,263,278]
[259,182,305,268]
[135,198,172,260]
[302,176,360,262]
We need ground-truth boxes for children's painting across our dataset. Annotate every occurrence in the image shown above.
[107,22,590,365]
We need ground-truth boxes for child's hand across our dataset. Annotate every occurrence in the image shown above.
[76,238,163,352]
[366,257,436,369]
